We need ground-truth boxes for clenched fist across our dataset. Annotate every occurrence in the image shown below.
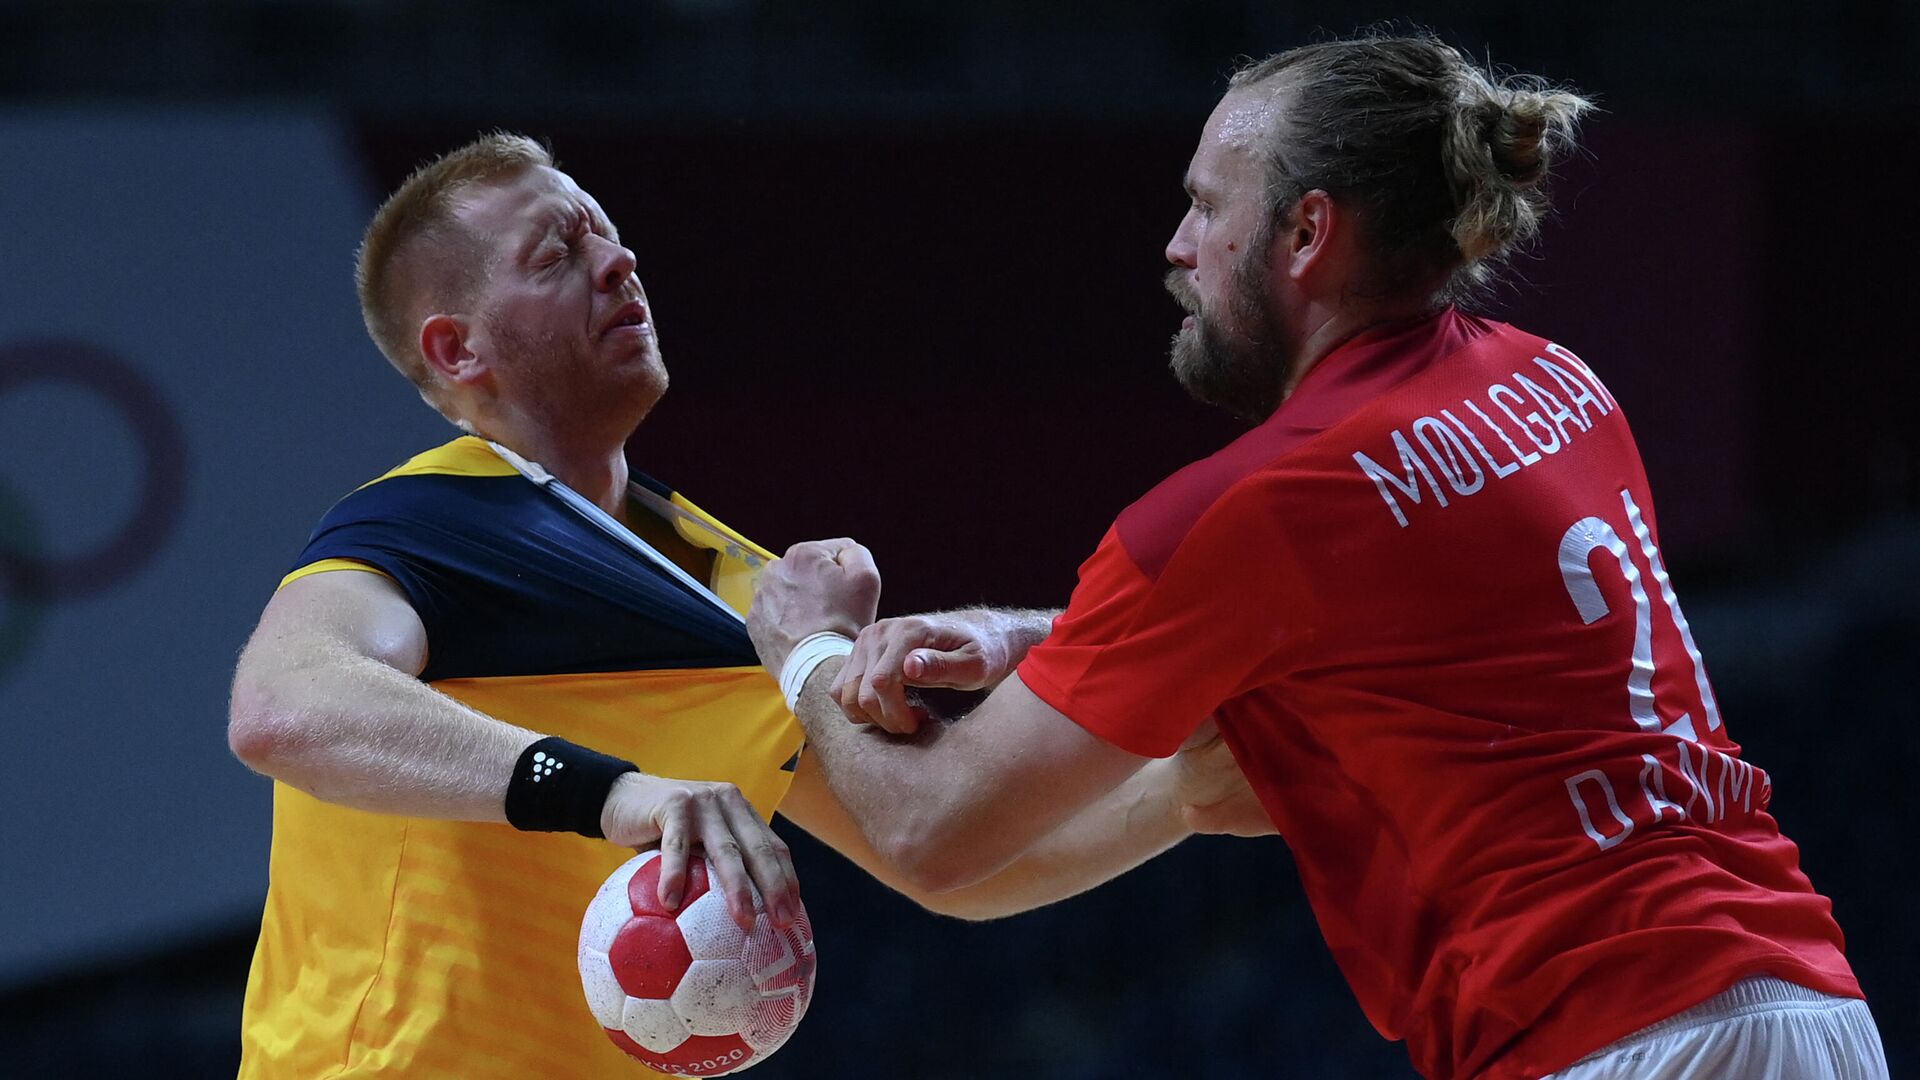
[747,538,882,677]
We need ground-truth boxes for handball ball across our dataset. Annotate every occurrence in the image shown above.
[578,851,816,1076]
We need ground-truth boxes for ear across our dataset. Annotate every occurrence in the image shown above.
[418,313,487,387]
[1281,189,1341,283]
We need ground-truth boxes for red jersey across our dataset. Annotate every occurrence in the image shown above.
[1018,309,1859,1080]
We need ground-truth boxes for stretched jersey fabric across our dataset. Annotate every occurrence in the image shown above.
[1018,309,1860,1080]
[238,436,801,1080]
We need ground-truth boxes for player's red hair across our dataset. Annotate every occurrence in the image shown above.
[354,132,554,412]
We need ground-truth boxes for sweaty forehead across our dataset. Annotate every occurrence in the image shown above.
[1209,86,1285,155]
[1187,90,1280,197]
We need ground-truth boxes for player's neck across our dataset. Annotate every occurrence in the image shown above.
[483,418,632,517]
[1280,295,1444,402]
[544,445,631,518]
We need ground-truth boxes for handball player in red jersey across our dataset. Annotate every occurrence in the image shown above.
[745,33,1889,1080]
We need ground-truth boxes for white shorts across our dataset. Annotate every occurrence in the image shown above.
[1547,976,1888,1080]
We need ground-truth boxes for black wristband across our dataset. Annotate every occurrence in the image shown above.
[504,737,639,839]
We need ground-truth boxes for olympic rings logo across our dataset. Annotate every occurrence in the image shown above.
[0,341,188,681]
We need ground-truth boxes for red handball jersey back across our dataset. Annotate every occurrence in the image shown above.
[1018,309,1860,1080]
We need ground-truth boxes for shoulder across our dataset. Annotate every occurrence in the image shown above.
[315,436,526,529]
[293,436,540,584]
[1113,425,1298,583]
[1114,311,1553,580]
[362,435,520,486]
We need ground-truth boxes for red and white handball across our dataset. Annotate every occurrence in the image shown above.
[578,851,816,1076]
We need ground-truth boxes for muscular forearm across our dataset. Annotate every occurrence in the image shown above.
[229,637,537,821]
[828,606,1061,730]
[781,698,1189,920]
[946,606,1058,682]
[796,657,1146,892]
[796,657,958,862]
[234,570,807,926]
[923,756,1190,919]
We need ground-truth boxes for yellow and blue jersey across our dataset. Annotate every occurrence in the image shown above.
[238,436,802,1079]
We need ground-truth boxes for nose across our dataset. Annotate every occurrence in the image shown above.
[590,235,639,293]
[1166,207,1199,269]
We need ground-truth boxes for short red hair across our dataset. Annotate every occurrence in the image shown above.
[353,132,553,407]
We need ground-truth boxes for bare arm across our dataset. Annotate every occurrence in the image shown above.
[748,542,1152,892]
[829,607,1058,732]
[777,675,1194,920]
[228,570,801,925]
[227,570,537,818]
[748,539,1271,897]
[791,655,1151,893]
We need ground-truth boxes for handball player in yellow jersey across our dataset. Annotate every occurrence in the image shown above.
[225,134,1252,1078]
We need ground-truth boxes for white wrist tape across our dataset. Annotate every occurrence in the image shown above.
[779,631,855,712]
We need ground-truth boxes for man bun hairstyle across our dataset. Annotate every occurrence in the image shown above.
[1230,32,1593,302]
[354,132,554,411]
[1444,72,1589,268]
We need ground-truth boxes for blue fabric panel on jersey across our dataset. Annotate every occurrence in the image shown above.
[293,471,756,681]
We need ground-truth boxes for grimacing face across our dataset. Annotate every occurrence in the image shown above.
[1163,90,1294,423]
[456,166,667,423]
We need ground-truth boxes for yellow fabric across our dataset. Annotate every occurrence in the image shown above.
[242,441,804,1078]
[668,491,776,561]
[278,557,387,589]
[354,435,519,489]
[280,539,754,615]
[666,491,777,619]
[239,667,801,1079]
[284,440,773,614]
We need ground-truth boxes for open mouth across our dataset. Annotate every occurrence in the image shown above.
[604,301,651,336]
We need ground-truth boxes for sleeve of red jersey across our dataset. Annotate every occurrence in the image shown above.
[1018,485,1292,758]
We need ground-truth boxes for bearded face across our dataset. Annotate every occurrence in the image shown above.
[1164,215,1292,423]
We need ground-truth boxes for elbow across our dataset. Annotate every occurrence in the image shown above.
[892,850,971,897]
[883,830,1024,922]
[907,890,1014,923]
[227,675,298,776]
[879,822,1000,897]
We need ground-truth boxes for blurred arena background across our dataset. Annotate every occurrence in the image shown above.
[1,1,1915,1076]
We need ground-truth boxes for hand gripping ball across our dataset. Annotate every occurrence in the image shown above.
[578,851,816,1075]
